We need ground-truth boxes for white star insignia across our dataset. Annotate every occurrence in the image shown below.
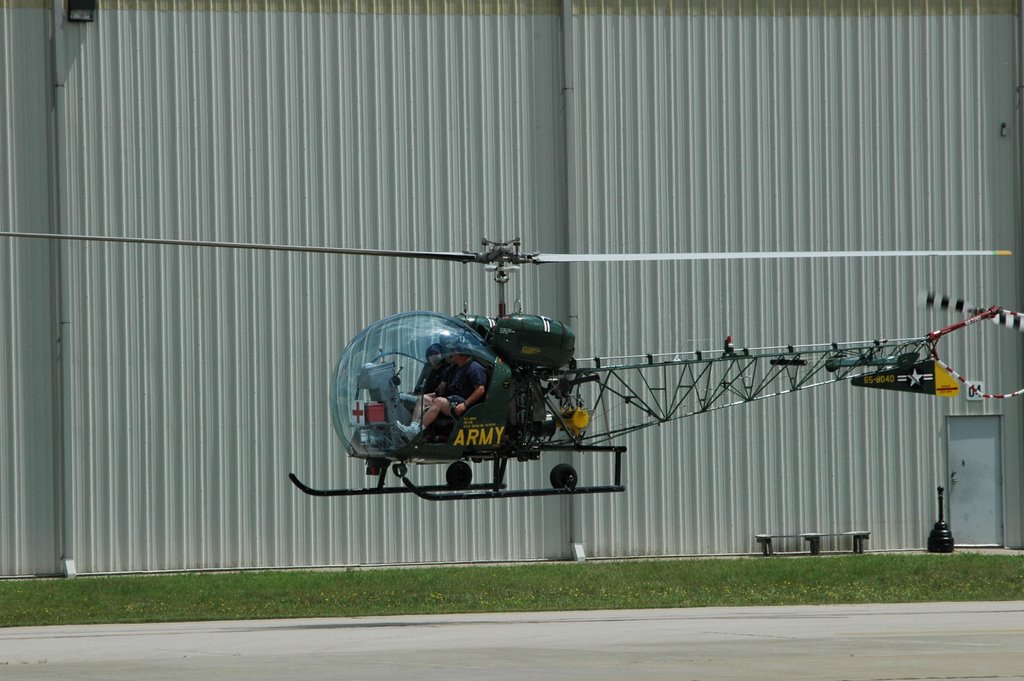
[899,368,933,388]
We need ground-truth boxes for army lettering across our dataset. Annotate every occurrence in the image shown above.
[452,425,505,446]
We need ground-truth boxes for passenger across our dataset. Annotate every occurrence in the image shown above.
[396,342,487,438]
[409,343,451,423]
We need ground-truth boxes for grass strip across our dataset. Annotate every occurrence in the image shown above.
[1,553,1021,628]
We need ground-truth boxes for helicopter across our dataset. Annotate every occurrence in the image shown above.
[0,231,1015,500]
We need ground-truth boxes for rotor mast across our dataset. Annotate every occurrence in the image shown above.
[473,237,534,317]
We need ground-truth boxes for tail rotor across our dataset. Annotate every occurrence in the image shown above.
[923,291,1024,332]
[921,291,1024,399]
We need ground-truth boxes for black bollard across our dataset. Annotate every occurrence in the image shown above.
[927,485,955,553]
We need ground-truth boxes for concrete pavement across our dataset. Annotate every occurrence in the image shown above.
[1,601,1022,680]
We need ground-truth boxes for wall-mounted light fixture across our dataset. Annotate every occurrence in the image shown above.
[67,0,96,22]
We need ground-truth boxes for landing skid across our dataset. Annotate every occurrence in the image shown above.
[289,447,626,501]
[287,472,504,497]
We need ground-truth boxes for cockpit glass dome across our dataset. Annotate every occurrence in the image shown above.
[330,311,495,457]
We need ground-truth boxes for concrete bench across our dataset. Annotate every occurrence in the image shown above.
[801,531,870,554]
[755,531,869,555]
[754,533,802,556]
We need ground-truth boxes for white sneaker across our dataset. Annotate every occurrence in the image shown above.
[395,421,422,438]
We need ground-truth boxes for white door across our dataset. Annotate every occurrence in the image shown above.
[946,416,1003,546]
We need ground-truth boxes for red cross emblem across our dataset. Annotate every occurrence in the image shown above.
[350,401,366,425]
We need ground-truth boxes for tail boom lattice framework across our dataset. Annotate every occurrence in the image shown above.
[557,338,935,445]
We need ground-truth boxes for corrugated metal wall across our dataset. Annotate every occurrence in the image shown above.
[568,2,1023,556]
[55,2,571,574]
[0,5,60,576]
[1,0,1020,576]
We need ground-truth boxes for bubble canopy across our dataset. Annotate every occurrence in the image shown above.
[330,311,496,458]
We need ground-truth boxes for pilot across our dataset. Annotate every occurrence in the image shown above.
[408,343,452,423]
[417,343,451,394]
[396,342,487,438]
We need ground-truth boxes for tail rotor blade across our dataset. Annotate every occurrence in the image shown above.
[922,291,984,316]
[994,310,1024,332]
[923,291,1024,333]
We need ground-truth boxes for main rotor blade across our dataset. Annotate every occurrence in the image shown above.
[532,249,1012,263]
[4,232,1011,265]
[0,231,475,263]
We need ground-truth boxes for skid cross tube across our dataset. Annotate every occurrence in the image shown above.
[400,447,626,501]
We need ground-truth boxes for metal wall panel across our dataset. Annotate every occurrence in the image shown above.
[569,3,1021,555]
[2,0,1021,576]
[0,6,60,577]
[52,3,568,573]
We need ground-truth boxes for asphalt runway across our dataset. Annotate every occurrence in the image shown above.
[1,601,1022,680]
